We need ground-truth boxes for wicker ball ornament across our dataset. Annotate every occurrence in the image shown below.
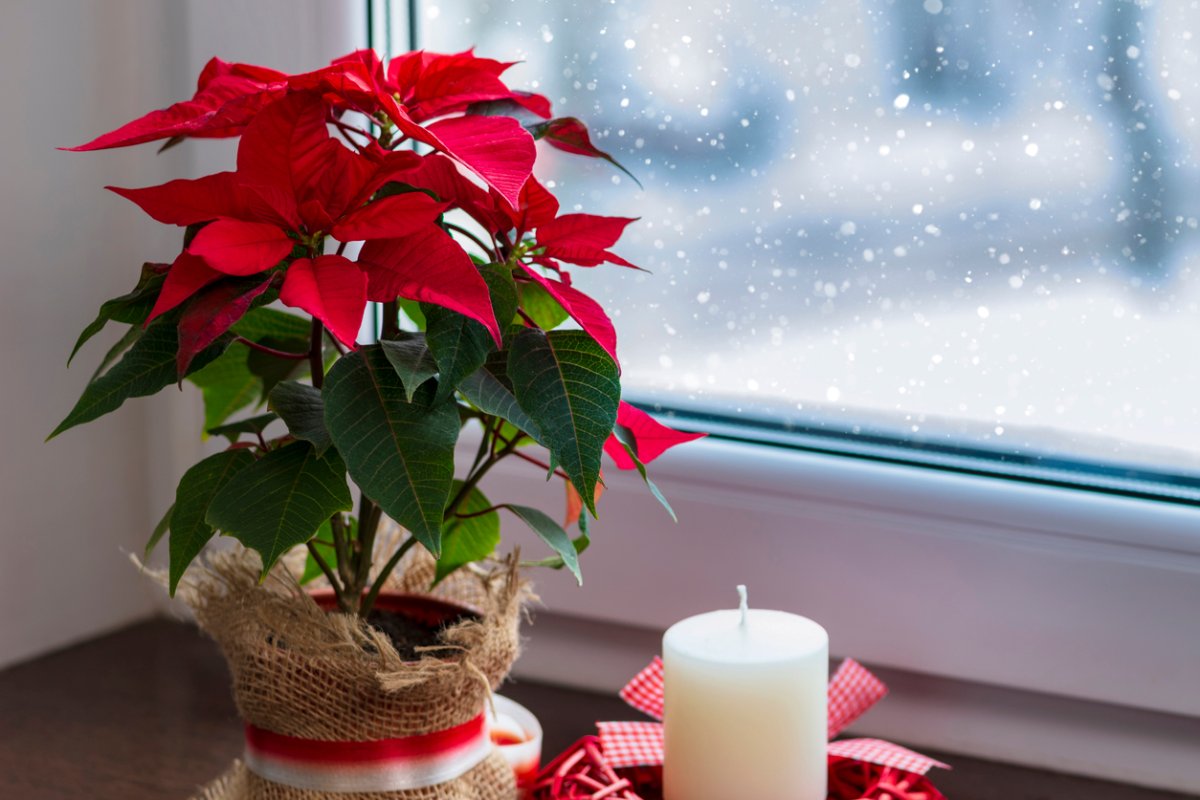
[827,756,947,800]
[530,738,946,800]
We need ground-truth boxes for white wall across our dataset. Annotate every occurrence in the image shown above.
[0,0,359,668]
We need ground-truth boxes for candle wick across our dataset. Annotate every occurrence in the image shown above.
[737,584,748,628]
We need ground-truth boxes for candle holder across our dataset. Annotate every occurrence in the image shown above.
[490,695,544,797]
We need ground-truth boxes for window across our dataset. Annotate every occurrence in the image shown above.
[394,0,1200,502]
[366,5,1200,790]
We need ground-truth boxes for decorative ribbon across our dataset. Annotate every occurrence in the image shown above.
[243,713,493,793]
[597,657,949,776]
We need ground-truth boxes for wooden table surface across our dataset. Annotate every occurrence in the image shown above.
[0,619,1190,800]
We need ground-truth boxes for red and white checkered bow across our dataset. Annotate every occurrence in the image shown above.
[597,657,949,776]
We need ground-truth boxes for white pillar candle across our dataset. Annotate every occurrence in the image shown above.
[662,586,828,800]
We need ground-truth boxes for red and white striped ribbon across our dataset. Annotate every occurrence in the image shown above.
[600,657,949,776]
[244,714,493,793]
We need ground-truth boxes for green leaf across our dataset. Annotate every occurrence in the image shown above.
[479,263,520,332]
[521,531,590,571]
[435,482,501,583]
[323,346,460,556]
[49,321,232,440]
[207,442,353,577]
[206,412,279,443]
[144,503,174,558]
[69,263,167,365]
[375,181,442,202]
[380,335,438,402]
[90,325,144,382]
[187,343,260,431]
[518,282,568,330]
[231,307,311,343]
[268,381,331,455]
[246,336,308,401]
[508,330,619,517]
[423,305,493,404]
[397,298,427,330]
[495,420,540,448]
[504,504,582,584]
[422,265,516,403]
[614,437,678,523]
[459,351,545,444]
[168,448,256,594]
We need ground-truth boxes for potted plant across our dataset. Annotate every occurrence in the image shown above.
[52,47,703,800]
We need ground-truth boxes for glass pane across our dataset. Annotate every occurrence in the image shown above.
[418,0,1200,492]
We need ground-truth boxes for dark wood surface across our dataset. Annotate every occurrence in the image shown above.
[0,619,1190,800]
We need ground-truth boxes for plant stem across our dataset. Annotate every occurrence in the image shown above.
[234,336,308,359]
[329,117,372,153]
[453,503,506,520]
[510,448,570,480]
[443,222,500,262]
[309,318,325,389]
[330,116,374,142]
[356,492,381,551]
[351,498,380,611]
[325,330,347,356]
[445,435,521,521]
[361,535,418,618]
[306,540,346,606]
[497,231,514,261]
[329,514,356,598]
[467,417,495,478]
[381,300,400,339]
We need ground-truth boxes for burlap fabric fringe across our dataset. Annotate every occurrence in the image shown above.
[175,530,529,800]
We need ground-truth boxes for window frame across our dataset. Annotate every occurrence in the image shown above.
[639,397,1200,506]
[479,427,1200,716]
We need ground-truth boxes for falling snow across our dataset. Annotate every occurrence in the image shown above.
[420,0,1200,477]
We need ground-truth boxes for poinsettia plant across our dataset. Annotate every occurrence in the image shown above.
[52,49,703,616]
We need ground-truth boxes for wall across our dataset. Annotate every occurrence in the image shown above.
[0,0,358,668]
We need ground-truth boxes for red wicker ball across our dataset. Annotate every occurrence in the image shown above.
[531,738,947,800]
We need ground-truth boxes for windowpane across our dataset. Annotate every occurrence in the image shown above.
[420,0,1200,494]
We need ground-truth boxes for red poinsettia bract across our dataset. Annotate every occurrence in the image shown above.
[72,45,704,470]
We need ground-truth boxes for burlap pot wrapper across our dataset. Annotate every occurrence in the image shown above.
[176,543,529,800]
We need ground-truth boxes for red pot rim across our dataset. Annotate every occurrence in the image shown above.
[307,589,481,628]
